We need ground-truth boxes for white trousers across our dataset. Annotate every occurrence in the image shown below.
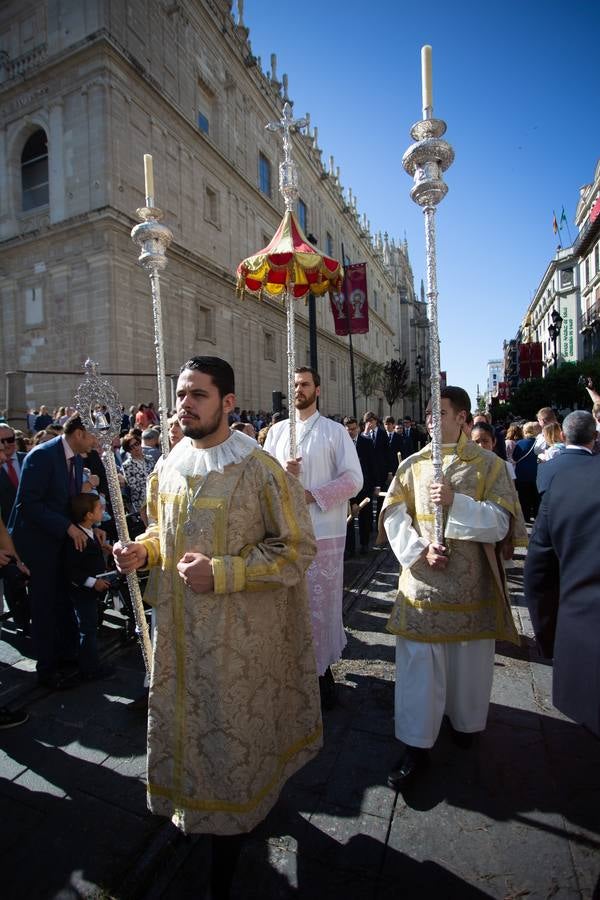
[394,637,495,748]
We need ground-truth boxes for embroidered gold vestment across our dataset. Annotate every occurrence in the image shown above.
[381,434,523,645]
[137,447,322,834]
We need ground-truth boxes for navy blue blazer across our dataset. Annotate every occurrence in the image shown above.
[0,451,26,524]
[536,447,593,496]
[9,436,83,556]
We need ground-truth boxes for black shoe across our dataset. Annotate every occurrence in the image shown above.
[319,667,337,711]
[449,728,477,749]
[80,665,117,682]
[126,689,149,711]
[387,746,429,790]
[0,706,29,729]
[37,671,75,691]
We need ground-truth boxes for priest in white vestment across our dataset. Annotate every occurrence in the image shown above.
[265,367,363,705]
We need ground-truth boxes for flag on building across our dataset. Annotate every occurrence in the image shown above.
[559,207,568,229]
[552,212,558,234]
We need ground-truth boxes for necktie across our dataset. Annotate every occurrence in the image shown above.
[5,458,18,489]
[68,458,77,496]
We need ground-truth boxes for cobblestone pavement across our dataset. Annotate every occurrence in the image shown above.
[0,547,598,900]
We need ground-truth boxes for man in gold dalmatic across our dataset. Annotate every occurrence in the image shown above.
[114,356,321,898]
[380,386,525,790]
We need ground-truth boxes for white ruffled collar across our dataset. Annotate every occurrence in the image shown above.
[164,430,257,478]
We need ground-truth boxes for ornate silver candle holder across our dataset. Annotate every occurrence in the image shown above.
[131,204,173,458]
[74,359,153,675]
[403,115,454,544]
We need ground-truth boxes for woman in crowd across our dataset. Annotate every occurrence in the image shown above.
[121,433,154,524]
[504,423,523,470]
[513,421,541,522]
[537,423,565,463]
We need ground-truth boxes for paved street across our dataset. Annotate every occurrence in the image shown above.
[1,548,598,900]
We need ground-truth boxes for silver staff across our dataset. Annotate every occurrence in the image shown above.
[131,182,173,459]
[402,47,454,544]
[74,359,153,675]
[266,102,308,458]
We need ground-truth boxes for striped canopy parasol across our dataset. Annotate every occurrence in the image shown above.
[236,209,342,301]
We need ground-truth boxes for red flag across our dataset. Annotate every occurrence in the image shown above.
[330,290,350,336]
[552,212,558,234]
[344,263,369,334]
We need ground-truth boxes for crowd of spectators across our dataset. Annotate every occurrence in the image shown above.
[1,379,600,729]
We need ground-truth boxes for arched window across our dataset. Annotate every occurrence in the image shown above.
[21,130,49,211]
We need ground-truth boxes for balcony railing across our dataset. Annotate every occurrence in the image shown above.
[0,44,47,82]
[580,303,600,331]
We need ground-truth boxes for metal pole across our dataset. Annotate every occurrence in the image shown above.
[74,360,153,676]
[402,52,454,545]
[131,201,173,459]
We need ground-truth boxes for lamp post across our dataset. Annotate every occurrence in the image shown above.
[415,353,424,423]
[548,308,563,369]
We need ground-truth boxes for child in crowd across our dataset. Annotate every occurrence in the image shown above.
[63,494,115,681]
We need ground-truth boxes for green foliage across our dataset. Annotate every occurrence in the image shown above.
[509,359,600,418]
[356,360,384,406]
[381,359,409,414]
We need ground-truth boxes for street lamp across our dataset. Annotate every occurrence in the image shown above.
[415,353,424,423]
[548,308,563,369]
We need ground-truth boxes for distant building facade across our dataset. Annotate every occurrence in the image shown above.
[0,0,422,422]
[486,359,503,405]
[575,158,600,360]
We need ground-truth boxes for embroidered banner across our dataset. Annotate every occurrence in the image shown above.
[330,263,369,335]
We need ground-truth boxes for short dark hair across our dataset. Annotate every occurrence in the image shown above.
[180,356,235,398]
[363,410,378,423]
[562,411,597,446]
[471,421,496,442]
[294,366,320,388]
[440,386,471,416]
[384,416,395,425]
[63,414,86,436]
[343,416,358,427]
[70,493,100,524]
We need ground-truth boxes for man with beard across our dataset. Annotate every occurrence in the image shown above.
[265,367,363,708]
[114,356,321,899]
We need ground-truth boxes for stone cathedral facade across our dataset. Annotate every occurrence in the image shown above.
[0,0,426,423]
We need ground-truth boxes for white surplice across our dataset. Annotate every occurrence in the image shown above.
[383,451,510,746]
[265,413,363,673]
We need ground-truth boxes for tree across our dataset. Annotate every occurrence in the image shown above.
[356,361,383,411]
[381,359,409,415]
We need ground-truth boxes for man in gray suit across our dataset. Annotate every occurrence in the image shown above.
[536,411,596,497]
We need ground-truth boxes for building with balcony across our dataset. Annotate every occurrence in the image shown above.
[575,158,600,360]
[0,0,418,423]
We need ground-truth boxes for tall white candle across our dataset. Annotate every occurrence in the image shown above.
[144,154,154,203]
[421,45,433,115]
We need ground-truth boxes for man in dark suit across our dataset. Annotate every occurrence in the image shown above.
[344,417,377,554]
[398,416,419,460]
[524,449,600,737]
[0,424,30,631]
[9,414,96,688]
[0,424,26,523]
[384,417,403,472]
[536,411,596,496]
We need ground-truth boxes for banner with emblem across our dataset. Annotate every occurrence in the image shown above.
[330,263,369,335]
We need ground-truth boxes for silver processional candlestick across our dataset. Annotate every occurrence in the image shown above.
[265,102,308,459]
[74,360,153,675]
[402,45,454,545]
[131,155,173,459]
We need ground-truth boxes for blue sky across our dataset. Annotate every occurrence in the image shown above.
[243,0,600,407]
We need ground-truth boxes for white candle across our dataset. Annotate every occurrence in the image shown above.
[421,45,433,115]
[144,154,154,204]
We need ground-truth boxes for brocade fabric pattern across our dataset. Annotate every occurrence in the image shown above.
[381,433,521,645]
[137,446,322,834]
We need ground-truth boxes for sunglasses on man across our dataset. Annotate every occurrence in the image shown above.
[0,436,16,444]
